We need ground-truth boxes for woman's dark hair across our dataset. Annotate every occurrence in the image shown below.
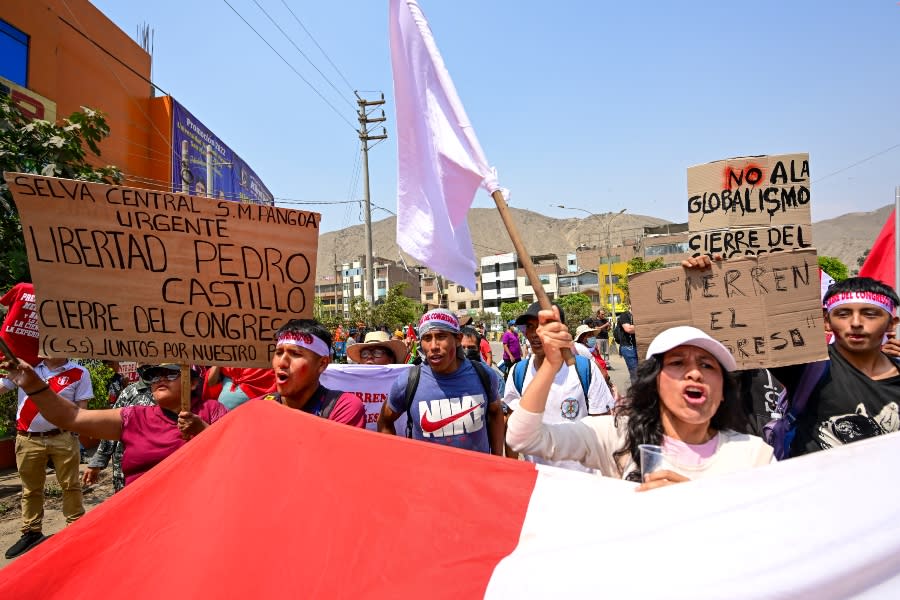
[613,353,748,482]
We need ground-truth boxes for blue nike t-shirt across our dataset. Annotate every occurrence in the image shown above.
[388,360,498,453]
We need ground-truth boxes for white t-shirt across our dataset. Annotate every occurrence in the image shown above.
[503,357,616,473]
[1,360,94,432]
[507,408,775,480]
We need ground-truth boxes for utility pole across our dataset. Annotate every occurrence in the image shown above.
[356,92,387,306]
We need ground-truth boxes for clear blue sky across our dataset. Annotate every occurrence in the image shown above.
[90,0,900,233]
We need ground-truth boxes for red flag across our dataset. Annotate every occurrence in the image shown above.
[0,282,39,366]
[859,209,895,287]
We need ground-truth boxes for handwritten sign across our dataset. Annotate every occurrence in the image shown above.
[687,224,813,259]
[687,153,811,256]
[5,173,320,367]
[628,250,827,369]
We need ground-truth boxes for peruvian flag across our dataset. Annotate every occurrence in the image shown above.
[859,209,895,287]
[2,401,900,598]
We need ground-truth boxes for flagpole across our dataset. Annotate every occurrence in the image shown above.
[894,185,900,337]
[491,190,576,365]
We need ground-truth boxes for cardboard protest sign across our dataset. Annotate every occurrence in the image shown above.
[687,224,813,259]
[5,173,320,367]
[687,153,811,256]
[628,249,827,369]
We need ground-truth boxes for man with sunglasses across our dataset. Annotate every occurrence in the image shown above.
[258,319,366,427]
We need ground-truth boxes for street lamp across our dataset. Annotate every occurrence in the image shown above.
[555,205,627,325]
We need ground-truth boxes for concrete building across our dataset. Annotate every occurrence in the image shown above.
[331,256,421,317]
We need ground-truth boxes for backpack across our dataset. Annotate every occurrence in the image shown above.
[762,361,829,460]
[613,321,626,345]
[511,355,592,405]
[403,359,495,438]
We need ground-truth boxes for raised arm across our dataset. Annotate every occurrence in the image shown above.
[1,358,123,441]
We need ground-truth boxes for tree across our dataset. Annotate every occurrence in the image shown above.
[0,96,121,291]
[557,292,592,327]
[347,296,371,328]
[372,283,422,329]
[857,249,870,268]
[313,297,340,331]
[818,256,849,282]
[499,301,528,326]
[619,257,666,305]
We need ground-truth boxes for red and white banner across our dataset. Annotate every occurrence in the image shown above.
[3,401,900,598]
[321,363,412,431]
[0,282,39,366]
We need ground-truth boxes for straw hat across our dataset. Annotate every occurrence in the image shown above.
[346,331,408,364]
[573,324,600,344]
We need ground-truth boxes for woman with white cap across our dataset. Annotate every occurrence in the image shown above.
[506,307,773,490]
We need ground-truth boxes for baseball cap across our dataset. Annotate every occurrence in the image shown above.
[418,309,460,335]
[514,302,566,326]
[644,326,737,372]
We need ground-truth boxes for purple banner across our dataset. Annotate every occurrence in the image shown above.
[171,101,274,205]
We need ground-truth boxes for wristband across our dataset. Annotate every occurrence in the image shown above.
[25,384,49,396]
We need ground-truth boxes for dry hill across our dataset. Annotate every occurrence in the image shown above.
[316,205,890,279]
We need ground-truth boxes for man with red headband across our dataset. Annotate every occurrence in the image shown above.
[258,319,365,427]
[769,277,900,456]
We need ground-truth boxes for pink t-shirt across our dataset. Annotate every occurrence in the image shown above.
[120,399,227,486]
[663,435,719,467]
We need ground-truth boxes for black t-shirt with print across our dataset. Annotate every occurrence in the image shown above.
[774,344,900,456]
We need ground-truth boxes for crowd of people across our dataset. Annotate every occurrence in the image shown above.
[2,270,899,559]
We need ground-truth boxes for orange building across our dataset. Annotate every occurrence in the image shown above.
[1,0,271,203]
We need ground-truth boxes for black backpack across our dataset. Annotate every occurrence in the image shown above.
[403,359,495,438]
[613,320,626,345]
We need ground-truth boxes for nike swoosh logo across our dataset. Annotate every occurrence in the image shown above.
[420,403,481,433]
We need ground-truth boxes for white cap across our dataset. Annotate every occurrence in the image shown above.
[645,326,737,372]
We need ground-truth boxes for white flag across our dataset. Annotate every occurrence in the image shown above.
[389,0,499,291]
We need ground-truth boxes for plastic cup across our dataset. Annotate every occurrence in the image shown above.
[638,444,673,481]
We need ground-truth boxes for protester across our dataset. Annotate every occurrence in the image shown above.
[83,377,155,492]
[774,276,900,455]
[0,355,92,558]
[504,305,615,472]
[259,319,366,427]
[501,321,522,373]
[506,307,773,488]
[586,309,612,361]
[203,366,276,410]
[574,323,614,392]
[377,309,504,455]
[347,331,408,365]
[459,327,484,364]
[615,308,638,381]
[103,360,128,405]
[0,360,225,501]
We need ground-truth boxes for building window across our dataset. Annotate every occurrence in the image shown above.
[0,20,28,86]
[377,280,386,289]
[426,293,434,300]
[470,300,479,308]
[539,275,550,285]
[646,242,690,256]
[354,282,361,289]
[605,275,620,284]
[521,294,533,303]
[456,285,465,293]
[458,301,467,309]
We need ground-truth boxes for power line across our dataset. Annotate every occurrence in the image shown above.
[814,142,900,184]
[279,0,356,95]
[251,0,355,110]
[221,0,357,131]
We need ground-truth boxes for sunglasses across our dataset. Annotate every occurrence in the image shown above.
[145,372,180,385]
[359,348,389,359]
